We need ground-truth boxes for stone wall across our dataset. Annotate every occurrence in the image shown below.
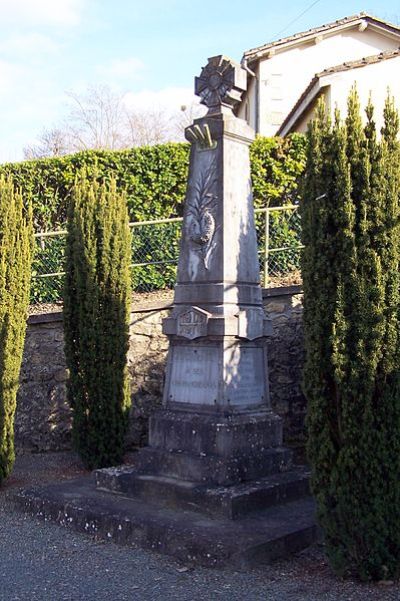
[264,287,306,443]
[17,314,71,452]
[15,286,306,453]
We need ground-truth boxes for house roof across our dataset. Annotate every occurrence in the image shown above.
[277,48,400,136]
[243,13,400,64]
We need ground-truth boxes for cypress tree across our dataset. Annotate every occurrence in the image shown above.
[0,176,33,484]
[301,90,400,580]
[64,173,132,469]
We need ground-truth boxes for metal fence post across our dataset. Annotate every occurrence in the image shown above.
[264,208,269,288]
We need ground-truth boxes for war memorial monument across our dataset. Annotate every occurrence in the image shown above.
[18,56,317,566]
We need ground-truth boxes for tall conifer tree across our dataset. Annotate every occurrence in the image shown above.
[301,90,400,580]
[0,176,33,484]
[64,173,132,469]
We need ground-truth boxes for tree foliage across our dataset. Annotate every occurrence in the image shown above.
[0,176,33,484]
[301,89,400,580]
[250,133,307,207]
[63,173,132,469]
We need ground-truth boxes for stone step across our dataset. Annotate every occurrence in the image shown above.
[15,477,319,567]
[131,445,293,486]
[95,465,311,520]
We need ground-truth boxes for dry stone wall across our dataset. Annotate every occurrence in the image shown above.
[17,314,71,452]
[15,287,306,453]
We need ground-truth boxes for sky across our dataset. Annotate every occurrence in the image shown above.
[1,0,399,163]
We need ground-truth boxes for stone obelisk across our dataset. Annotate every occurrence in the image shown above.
[138,55,292,485]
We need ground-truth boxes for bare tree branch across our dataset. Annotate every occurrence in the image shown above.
[25,84,204,158]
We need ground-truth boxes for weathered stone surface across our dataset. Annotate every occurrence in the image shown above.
[140,410,291,487]
[16,321,72,453]
[148,410,283,457]
[164,340,268,408]
[15,476,318,567]
[95,465,311,519]
[126,308,170,448]
[133,445,292,486]
[265,290,306,443]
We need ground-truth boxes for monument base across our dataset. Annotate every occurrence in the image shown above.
[14,409,318,567]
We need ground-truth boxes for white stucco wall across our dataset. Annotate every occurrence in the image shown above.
[247,25,399,136]
[324,56,400,130]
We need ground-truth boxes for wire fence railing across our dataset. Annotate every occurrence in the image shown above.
[31,205,302,304]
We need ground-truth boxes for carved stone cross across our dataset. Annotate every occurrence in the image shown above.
[194,55,247,114]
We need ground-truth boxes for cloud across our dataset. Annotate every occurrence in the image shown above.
[0,54,66,162]
[0,33,59,59]
[96,57,145,82]
[0,59,21,93]
[0,0,84,27]
[0,0,85,162]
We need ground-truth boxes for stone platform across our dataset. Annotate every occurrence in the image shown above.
[15,465,318,567]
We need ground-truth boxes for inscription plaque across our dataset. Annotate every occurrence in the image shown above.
[168,346,219,404]
[224,346,265,406]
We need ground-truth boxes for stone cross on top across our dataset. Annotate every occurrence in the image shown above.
[194,55,247,114]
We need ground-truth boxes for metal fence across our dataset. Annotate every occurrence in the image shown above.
[31,204,302,304]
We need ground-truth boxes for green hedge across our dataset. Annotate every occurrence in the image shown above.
[0,143,190,231]
[250,133,307,209]
[1,135,306,232]
[3,135,306,303]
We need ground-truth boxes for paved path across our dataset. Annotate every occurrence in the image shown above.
[0,452,399,601]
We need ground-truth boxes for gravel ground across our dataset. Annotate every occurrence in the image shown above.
[1,452,400,601]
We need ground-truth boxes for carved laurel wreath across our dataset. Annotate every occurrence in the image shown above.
[187,157,217,269]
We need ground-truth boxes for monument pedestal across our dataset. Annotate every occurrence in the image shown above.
[95,460,310,520]
[115,409,292,486]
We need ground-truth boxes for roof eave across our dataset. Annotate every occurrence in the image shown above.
[243,14,400,65]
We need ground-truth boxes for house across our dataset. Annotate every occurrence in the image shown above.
[277,50,400,136]
[238,13,400,136]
